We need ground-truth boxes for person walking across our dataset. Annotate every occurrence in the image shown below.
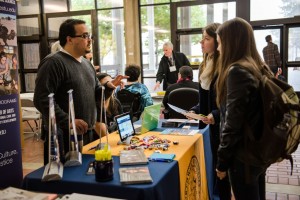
[262,35,282,75]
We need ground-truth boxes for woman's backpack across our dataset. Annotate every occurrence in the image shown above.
[245,70,300,173]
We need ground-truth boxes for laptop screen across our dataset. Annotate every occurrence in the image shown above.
[115,112,135,141]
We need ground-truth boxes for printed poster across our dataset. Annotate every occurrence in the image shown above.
[0,0,23,188]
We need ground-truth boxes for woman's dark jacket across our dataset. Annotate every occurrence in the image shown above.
[216,66,263,172]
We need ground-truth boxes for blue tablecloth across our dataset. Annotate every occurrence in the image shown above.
[200,125,214,200]
[22,155,180,200]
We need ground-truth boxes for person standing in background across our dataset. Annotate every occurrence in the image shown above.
[262,35,282,75]
[50,40,62,53]
[189,23,231,200]
[84,52,100,73]
[154,41,190,91]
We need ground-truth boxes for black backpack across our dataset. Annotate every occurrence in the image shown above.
[245,68,300,173]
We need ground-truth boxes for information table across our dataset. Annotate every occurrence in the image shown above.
[83,128,210,200]
[23,155,180,200]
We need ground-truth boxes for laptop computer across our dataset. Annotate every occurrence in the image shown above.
[135,103,161,135]
[115,112,136,143]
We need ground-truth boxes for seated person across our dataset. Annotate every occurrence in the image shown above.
[95,73,123,137]
[162,66,199,111]
[115,64,153,114]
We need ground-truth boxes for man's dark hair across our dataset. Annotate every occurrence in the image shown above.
[265,35,272,42]
[59,19,86,47]
[125,64,140,82]
[179,66,193,80]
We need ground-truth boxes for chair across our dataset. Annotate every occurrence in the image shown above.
[21,98,41,140]
[166,88,199,119]
[116,89,143,122]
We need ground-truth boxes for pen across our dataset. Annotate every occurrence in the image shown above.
[88,145,97,151]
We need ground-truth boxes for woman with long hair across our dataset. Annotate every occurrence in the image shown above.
[215,17,271,200]
[190,22,231,200]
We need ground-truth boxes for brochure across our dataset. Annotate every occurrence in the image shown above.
[119,166,153,184]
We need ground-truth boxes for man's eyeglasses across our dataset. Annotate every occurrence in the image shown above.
[71,33,93,40]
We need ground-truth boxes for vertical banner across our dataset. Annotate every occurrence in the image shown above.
[0,0,23,188]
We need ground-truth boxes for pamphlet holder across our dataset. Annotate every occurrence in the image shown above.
[65,90,82,167]
[42,93,64,181]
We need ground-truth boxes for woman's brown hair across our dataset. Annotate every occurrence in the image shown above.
[199,23,221,81]
[215,17,266,107]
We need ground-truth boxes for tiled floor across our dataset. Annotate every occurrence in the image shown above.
[21,122,300,199]
[265,147,300,200]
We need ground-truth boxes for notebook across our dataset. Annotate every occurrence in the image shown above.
[136,103,161,134]
[115,112,136,142]
[148,153,175,162]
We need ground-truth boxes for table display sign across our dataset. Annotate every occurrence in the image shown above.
[42,94,63,181]
[64,90,82,167]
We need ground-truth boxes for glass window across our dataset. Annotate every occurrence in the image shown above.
[44,0,67,13]
[140,0,169,5]
[25,73,37,92]
[48,15,91,38]
[288,27,300,62]
[179,34,202,66]
[70,0,95,11]
[22,43,40,69]
[251,0,300,21]
[17,18,39,36]
[253,29,281,62]
[97,0,123,9]
[98,9,125,77]
[141,5,171,78]
[17,0,40,15]
[143,77,156,93]
[288,67,300,92]
[177,2,236,29]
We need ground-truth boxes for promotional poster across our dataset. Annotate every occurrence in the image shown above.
[0,0,23,188]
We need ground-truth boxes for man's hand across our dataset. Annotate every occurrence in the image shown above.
[216,169,227,180]
[275,67,282,79]
[154,81,160,91]
[71,119,88,135]
[107,75,129,89]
